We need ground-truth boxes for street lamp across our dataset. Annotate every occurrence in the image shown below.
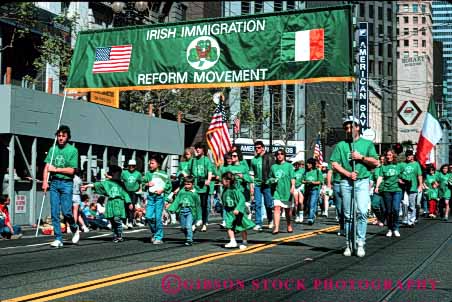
[111,2,152,26]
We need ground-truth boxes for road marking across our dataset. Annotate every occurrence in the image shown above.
[4,225,339,302]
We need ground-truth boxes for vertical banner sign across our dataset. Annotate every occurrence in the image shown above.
[358,22,369,130]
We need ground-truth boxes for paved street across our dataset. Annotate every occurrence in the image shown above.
[1,213,451,302]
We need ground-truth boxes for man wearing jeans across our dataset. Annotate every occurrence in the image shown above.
[43,125,79,248]
[331,117,378,257]
[251,141,275,231]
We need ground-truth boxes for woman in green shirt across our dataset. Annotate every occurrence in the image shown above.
[303,158,323,225]
[375,149,403,238]
[438,164,451,220]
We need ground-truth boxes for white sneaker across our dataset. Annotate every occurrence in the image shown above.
[357,244,365,257]
[253,225,262,231]
[268,222,274,229]
[239,244,247,250]
[201,225,207,232]
[294,216,301,223]
[136,222,145,227]
[50,240,63,248]
[220,221,226,228]
[386,230,393,237]
[72,230,80,244]
[343,246,352,257]
[225,241,237,248]
[298,213,304,223]
[195,220,202,227]
[67,227,72,234]
[107,223,112,230]
[82,226,90,233]
[393,230,401,237]
[192,225,196,232]
[122,223,129,230]
[127,223,134,229]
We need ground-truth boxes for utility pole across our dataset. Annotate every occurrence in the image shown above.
[269,86,274,153]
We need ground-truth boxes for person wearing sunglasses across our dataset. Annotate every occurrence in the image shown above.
[251,141,275,231]
[267,149,295,234]
[330,116,379,258]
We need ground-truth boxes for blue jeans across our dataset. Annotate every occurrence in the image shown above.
[383,191,402,231]
[110,216,123,238]
[146,194,164,240]
[307,188,320,221]
[180,207,193,242]
[341,178,370,245]
[254,185,273,226]
[0,217,22,239]
[50,179,77,241]
[333,182,344,230]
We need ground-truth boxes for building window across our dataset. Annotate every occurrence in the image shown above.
[369,23,374,36]
[396,28,399,35]
[421,28,426,36]
[396,4,399,12]
[413,4,418,13]
[360,3,365,17]
[403,4,409,12]
[387,44,392,57]
[414,51,419,57]
[403,28,409,35]
[397,51,400,58]
[421,4,426,13]
[387,8,392,21]
[422,40,426,47]
[404,16,409,23]
[413,40,418,47]
[378,61,383,74]
[404,40,409,47]
[388,62,392,76]
[378,6,383,19]
[286,0,295,10]
[388,26,392,36]
[255,0,263,13]
[396,17,399,24]
[369,5,374,18]
[369,60,374,73]
[274,0,282,11]
[397,40,400,47]
[413,16,418,24]
[241,1,250,14]
[378,44,383,56]
[378,24,383,36]
[413,28,418,35]
[403,51,409,58]
[422,17,426,24]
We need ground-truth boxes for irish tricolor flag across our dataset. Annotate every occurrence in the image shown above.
[281,28,325,62]
[417,99,442,167]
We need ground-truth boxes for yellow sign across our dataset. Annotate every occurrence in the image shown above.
[90,90,119,108]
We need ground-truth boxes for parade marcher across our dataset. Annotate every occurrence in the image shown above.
[221,172,255,249]
[303,158,322,225]
[251,141,275,231]
[42,125,80,248]
[167,176,201,246]
[370,155,385,227]
[71,170,89,233]
[422,165,438,217]
[190,142,214,232]
[175,147,195,193]
[81,165,132,242]
[121,159,142,228]
[267,149,295,234]
[327,162,345,235]
[437,164,451,220]
[293,160,305,223]
[399,150,423,226]
[330,117,379,257]
[143,154,171,244]
[375,149,402,238]
[427,180,440,218]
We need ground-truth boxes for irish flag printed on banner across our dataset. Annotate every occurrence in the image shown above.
[416,99,442,167]
[281,29,325,62]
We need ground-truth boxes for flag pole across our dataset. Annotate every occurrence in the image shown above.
[35,90,69,237]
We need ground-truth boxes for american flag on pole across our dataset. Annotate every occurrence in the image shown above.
[233,116,240,134]
[92,45,132,74]
[313,133,323,164]
[206,102,232,166]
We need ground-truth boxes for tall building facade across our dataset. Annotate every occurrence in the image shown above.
[433,1,452,162]
[396,1,434,146]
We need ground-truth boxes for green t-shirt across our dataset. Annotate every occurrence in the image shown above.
[372,166,383,189]
[379,163,402,192]
[220,163,252,192]
[425,172,439,189]
[93,180,131,219]
[268,162,295,201]
[177,159,192,178]
[330,137,378,180]
[251,155,263,186]
[167,188,201,221]
[143,169,172,197]
[189,156,214,193]
[294,168,305,187]
[328,162,341,183]
[221,187,246,213]
[437,172,451,199]
[303,169,323,190]
[44,144,78,180]
[121,170,142,192]
[399,161,422,192]
[427,187,439,200]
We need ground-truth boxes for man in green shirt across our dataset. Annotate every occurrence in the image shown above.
[121,159,143,228]
[331,117,378,258]
[42,125,79,248]
[399,150,423,226]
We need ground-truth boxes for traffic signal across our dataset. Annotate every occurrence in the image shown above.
[393,143,403,155]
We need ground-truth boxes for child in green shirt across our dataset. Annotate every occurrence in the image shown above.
[428,181,440,218]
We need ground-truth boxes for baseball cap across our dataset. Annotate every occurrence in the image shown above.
[343,116,360,126]
[128,159,137,166]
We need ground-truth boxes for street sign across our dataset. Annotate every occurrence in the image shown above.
[398,100,422,125]
[362,128,376,142]
[358,22,369,131]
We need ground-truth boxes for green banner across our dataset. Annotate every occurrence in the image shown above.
[66,5,353,92]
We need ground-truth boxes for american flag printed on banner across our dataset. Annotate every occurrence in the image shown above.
[92,45,132,74]
[233,117,240,134]
[206,102,232,166]
[314,134,323,164]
